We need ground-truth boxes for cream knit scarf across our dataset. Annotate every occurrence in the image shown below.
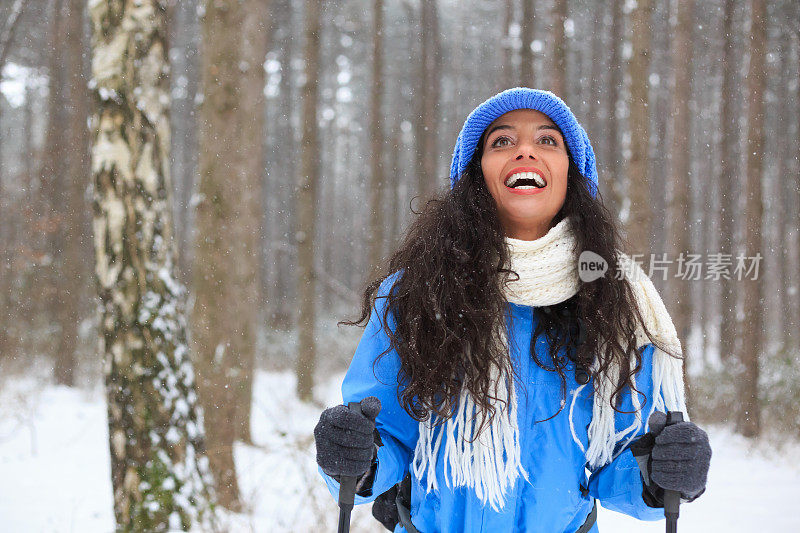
[411,216,687,511]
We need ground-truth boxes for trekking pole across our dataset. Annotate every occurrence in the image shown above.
[663,411,683,533]
[337,401,362,533]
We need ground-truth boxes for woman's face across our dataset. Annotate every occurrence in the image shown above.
[480,109,569,240]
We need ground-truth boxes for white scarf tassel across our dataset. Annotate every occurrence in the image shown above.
[411,216,687,509]
[418,362,528,512]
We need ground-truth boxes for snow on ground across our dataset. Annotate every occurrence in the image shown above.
[597,426,800,532]
[0,378,113,532]
[1,371,798,532]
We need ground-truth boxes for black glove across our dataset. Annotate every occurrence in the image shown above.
[372,484,400,531]
[647,411,711,500]
[314,396,382,482]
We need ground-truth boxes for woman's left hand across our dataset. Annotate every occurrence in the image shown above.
[647,412,712,499]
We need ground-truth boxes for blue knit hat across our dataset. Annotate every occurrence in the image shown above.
[449,87,598,197]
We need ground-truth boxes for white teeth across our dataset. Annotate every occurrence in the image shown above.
[504,171,546,188]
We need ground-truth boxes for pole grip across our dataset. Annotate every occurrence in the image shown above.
[336,401,363,533]
[663,411,684,533]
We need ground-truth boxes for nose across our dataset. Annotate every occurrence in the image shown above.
[514,138,539,161]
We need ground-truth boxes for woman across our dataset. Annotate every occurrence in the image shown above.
[314,88,711,532]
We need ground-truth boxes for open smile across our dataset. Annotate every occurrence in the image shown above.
[503,167,547,195]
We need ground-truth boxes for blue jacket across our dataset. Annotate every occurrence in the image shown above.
[320,276,665,532]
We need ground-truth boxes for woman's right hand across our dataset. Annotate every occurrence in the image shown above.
[314,396,382,479]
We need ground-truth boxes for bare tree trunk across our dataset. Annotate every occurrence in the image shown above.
[625,0,653,254]
[520,0,535,86]
[0,1,26,312]
[192,3,246,506]
[603,0,623,220]
[737,0,766,438]
[368,0,385,274]
[588,3,605,158]
[551,0,567,97]
[795,12,800,352]
[0,0,27,366]
[775,17,794,353]
[66,0,93,287]
[718,0,738,364]
[781,1,800,353]
[50,0,91,386]
[0,212,9,359]
[235,0,270,445]
[415,0,441,196]
[389,113,403,251]
[0,0,26,69]
[170,0,200,280]
[0,78,33,357]
[665,0,694,412]
[192,0,268,507]
[295,0,322,402]
[88,0,215,528]
[0,104,12,358]
[41,0,77,384]
[500,0,513,91]
[694,5,714,370]
[648,6,669,262]
[267,0,296,331]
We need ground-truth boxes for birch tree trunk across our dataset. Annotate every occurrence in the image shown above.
[295,0,322,402]
[89,0,215,529]
[625,0,653,255]
[737,0,766,438]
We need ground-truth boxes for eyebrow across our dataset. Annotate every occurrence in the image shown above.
[483,123,562,146]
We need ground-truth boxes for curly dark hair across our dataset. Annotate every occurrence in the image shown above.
[341,128,679,435]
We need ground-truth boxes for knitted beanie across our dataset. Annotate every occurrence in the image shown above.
[449,87,598,197]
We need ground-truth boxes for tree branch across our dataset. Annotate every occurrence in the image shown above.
[0,0,27,71]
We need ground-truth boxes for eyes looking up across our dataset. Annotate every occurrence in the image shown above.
[488,134,561,150]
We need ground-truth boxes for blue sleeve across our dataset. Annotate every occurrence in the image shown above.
[587,343,664,521]
[319,272,419,505]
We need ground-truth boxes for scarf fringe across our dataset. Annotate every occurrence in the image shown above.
[412,342,529,512]
[411,220,687,508]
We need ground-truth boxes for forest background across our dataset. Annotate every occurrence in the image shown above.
[0,0,798,531]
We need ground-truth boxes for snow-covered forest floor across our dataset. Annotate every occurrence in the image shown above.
[1,369,799,532]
